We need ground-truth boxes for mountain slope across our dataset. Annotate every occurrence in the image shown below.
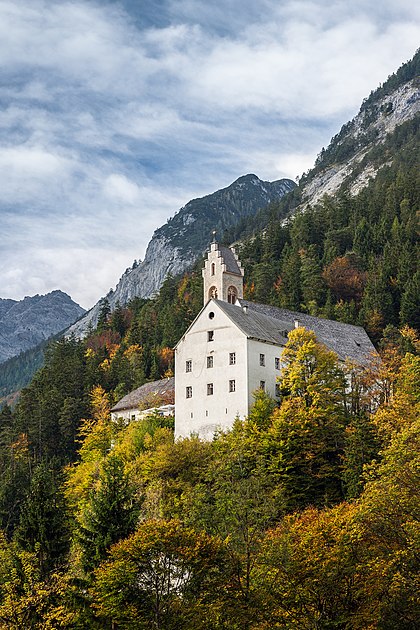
[225,49,420,241]
[67,174,295,336]
[0,290,85,364]
[300,50,420,207]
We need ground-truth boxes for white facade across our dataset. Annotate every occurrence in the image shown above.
[111,404,175,424]
[175,300,284,439]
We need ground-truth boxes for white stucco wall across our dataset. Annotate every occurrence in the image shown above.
[175,301,248,439]
[111,408,141,423]
[247,339,284,406]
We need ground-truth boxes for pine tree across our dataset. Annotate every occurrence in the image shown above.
[400,270,420,330]
[97,298,111,332]
[14,461,69,576]
[78,454,138,571]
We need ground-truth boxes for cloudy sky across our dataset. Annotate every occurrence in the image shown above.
[0,0,419,309]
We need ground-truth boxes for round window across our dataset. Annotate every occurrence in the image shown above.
[209,311,215,319]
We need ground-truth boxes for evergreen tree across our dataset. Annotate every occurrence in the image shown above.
[14,461,69,576]
[78,454,138,571]
[400,270,420,330]
[97,298,111,332]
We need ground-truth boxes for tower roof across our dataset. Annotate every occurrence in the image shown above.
[218,245,242,275]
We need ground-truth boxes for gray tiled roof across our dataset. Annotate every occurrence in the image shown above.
[111,377,175,412]
[218,246,242,275]
[215,300,291,345]
[217,299,376,365]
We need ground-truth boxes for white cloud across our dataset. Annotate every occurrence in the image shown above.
[0,0,419,307]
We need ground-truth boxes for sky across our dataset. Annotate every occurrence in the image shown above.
[0,1,419,310]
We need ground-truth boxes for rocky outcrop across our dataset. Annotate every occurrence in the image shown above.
[67,174,295,337]
[300,77,420,207]
[0,290,85,363]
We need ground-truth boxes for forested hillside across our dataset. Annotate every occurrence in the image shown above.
[0,51,418,628]
[0,316,418,627]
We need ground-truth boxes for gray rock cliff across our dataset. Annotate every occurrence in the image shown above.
[0,290,85,363]
[300,76,419,207]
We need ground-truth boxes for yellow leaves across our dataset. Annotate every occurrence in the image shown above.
[10,433,29,461]
[399,324,420,352]
[89,385,111,423]
[0,539,76,629]
[84,347,95,359]
[99,358,110,371]
[123,343,143,360]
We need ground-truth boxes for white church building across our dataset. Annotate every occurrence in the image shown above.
[174,242,375,440]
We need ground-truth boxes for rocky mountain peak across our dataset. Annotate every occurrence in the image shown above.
[67,174,295,337]
[0,290,85,363]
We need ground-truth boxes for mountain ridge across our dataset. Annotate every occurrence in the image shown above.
[0,290,85,364]
[67,174,295,337]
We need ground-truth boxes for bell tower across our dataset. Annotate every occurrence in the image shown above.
[202,242,244,305]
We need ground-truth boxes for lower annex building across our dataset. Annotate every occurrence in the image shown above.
[174,242,375,440]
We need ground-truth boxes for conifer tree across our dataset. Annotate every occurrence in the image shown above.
[78,454,138,571]
[14,461,69,576]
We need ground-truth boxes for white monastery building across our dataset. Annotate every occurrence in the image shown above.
[174,242,375,440]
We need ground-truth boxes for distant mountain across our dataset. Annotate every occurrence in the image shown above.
[67,174,295,337]
[0,290,85,364]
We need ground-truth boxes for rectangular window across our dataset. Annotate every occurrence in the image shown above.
[275,357,280,370]
[229,379,236,392]
[131,414,136,421]
[186,359,192,372]
[207,356,213,368]
[229,352,236,365]
[260,380,265,391]
[186,386,192,398]
[275,383,281,397]
[260,353,265,366]
[208,331,214,342]
[207,383,214,395]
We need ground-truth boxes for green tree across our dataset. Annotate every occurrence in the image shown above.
[265,327,348,508]
[92,519,231,630]
[399,269,420,330]
[14,461,69,576]
[78,454,138,571]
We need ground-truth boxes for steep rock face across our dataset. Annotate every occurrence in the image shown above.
[0,290,85,363]
[300,76,419,207]
[67,174,295,337]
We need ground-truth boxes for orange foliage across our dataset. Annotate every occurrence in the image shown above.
[323,254,366,302]
[159,347,174,373]
[86,330,121,353]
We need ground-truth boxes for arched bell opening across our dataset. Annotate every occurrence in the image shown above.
[208,286,218,300]
[227,286,238,304]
